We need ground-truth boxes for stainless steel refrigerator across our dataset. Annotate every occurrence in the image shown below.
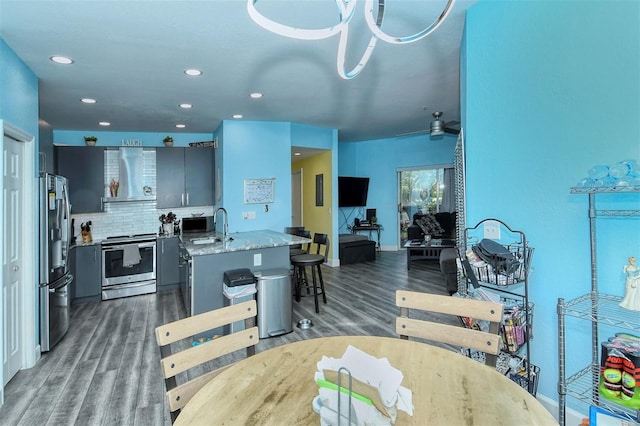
[39,173,73,352]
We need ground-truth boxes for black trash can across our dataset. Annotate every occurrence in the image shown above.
[223,268,256,334]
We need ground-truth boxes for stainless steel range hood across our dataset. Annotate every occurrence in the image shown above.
[110,148,155,202]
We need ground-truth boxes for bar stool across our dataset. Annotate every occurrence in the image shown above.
[288,229,310,258]
[291,233,329,313]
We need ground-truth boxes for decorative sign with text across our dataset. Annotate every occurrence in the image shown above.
[121,138,143,146]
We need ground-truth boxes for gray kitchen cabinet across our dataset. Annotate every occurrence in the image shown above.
[156,147,214,208]
[55,146,105,213]
[184,147,214,207]
[73,244,102,302]
[191,245,290,336]
[157,236,180,289]
[68,245,77,301]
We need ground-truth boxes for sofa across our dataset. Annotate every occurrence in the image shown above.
[439,247,459,295]
[407,211,457,243]
[407,211,459,295]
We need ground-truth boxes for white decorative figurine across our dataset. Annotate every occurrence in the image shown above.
[619,256,640,311]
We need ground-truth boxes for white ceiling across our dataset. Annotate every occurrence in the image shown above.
[0,0,475,143]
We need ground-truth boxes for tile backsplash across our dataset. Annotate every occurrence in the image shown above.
[72,149,214,241]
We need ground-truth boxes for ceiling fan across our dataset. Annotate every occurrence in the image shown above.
[395,111,461,138]
[430,112,460,136]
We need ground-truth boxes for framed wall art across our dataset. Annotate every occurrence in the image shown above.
[316,174,323,206]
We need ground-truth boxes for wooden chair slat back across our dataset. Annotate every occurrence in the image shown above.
[160,327,258,378]
[395,290,504,366]
[395,318,501,356]
[396,290,502,323]
[155,300,256,346]
[154,300,259,421]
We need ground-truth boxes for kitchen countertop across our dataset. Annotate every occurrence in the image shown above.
[181,229,311,256]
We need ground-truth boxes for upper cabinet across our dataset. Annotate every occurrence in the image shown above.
[55,146,105,213]
[55,146,214,212]
[157,147,214,208]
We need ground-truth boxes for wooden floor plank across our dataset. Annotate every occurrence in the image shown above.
[45,359,100,426]
[74,370,118,425]
[0,251,449,425]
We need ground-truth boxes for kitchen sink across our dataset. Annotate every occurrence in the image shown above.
[190,237,221,245]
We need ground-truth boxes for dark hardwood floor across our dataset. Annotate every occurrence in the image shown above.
[0,251,450,425]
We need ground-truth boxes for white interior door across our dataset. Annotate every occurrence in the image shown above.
[3,135,23,385]
[291,169,302,227]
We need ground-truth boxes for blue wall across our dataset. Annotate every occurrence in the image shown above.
[465,0,640,412]
[52,130,212,147]
[219,120,294,234]
[290,122,336,149]
[0,39,39,139]
[218,120,337,239]
[337,133,457,245]
[0,38,40,382]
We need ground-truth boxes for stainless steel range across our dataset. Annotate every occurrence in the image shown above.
[101,233,157,300]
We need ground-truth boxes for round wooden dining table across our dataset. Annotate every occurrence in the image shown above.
[174,335,557,425]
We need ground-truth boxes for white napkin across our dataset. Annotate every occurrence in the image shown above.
[315,345,414,424]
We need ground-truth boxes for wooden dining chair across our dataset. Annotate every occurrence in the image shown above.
[155,300,259,422]
[395,290,504,367]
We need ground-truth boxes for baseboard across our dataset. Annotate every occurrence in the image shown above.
[537,392,586,424]
[33,344,42,366]
[2,344,41,406]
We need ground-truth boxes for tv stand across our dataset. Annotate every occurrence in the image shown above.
[351,224,382,250]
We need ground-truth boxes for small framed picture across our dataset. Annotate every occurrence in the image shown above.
[316,174,323,206]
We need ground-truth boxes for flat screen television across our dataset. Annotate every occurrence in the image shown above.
[338,176,369,207]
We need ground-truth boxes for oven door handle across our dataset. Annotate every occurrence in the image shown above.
[102,241,156,251]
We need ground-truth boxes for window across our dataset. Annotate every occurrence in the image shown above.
[398,166,454,244]
[400,167,453,215]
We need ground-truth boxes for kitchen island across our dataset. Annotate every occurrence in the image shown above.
[181,230,310,333]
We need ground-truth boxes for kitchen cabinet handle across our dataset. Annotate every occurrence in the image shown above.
[186,193,190,205]
[181,193,185,206]
[100,197,104,212]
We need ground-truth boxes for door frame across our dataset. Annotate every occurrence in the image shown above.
[1,120,37,403]
[291,168,303,227]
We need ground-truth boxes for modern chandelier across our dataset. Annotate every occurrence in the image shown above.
[247,0,456,80]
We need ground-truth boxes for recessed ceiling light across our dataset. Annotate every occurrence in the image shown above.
[98,121,110,126]
[81,98,97,104]
[50,55,74,64]
[294,152,301,156]
[250,93,263,99]
[176,124,186,128]
[184,69,202,76]
[233,114,243,119]
[179,103,193,109]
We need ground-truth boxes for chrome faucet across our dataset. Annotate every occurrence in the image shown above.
[213,207,229,241]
